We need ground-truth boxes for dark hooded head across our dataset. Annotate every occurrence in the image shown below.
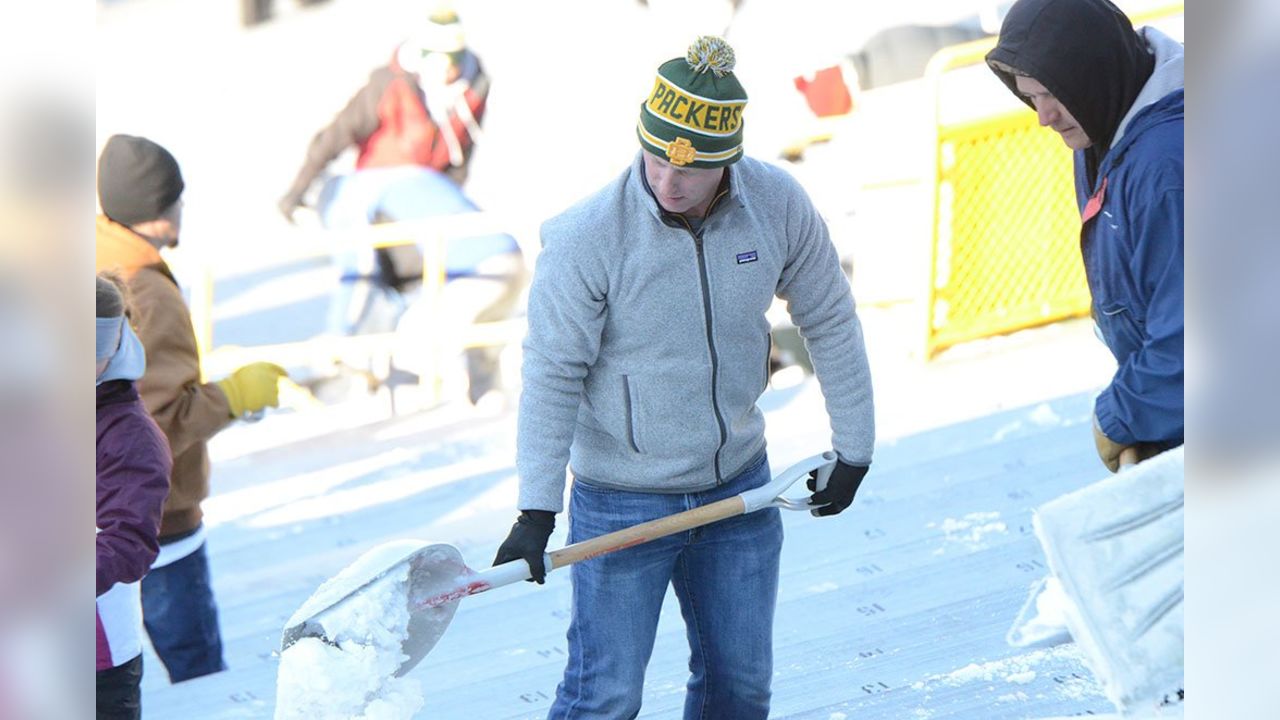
[985,0,1154,163]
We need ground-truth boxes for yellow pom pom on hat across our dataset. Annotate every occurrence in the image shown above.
[637,36,747,169]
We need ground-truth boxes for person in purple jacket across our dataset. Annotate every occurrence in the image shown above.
[96,273,171,720]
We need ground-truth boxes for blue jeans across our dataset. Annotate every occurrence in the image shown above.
[141,541,227,683]
[550,452,782,720]
[316,167,520,337]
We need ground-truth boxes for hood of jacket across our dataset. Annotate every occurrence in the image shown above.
[1113,27,1184,148]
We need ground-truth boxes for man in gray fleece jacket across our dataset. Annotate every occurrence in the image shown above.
[494,36,875,719]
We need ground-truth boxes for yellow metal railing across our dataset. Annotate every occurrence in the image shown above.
[190,211,532,409]
[923,2,1183,358]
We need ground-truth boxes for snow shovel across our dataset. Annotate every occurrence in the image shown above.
[1008,445,1184,713]
[280,451,839,675]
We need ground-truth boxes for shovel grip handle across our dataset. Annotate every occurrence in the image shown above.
[548,495,747,570]
[1119,446,1139,469]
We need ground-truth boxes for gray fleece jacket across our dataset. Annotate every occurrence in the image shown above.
[516,152,875,512]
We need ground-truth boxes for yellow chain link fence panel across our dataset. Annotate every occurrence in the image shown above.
[923,1,1181,359]
[927,110,1090,357]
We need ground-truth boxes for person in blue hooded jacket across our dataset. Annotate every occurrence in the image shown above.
[986,0,1184,472]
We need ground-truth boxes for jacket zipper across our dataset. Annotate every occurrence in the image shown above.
[676,189,730,483]
[764,332,773,390]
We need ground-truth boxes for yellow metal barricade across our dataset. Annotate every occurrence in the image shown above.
[924,2,1183,358]
[928,110,1089,356]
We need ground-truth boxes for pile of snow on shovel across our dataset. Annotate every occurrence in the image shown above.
[275,563,424,720]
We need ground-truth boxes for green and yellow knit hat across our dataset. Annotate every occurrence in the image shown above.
[637,36,748,169]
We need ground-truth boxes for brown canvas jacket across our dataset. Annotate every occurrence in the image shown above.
[95,216,232,537]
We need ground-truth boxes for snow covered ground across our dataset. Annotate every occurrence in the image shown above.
[139,336,1124,719]
[134,282,1126,719]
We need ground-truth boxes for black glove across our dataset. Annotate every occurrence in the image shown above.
[807,460,869,517]
[493,510,556,584]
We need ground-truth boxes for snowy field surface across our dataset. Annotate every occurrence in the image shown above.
[139,373,1124,719]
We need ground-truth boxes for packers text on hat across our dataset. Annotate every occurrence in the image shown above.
[646,76,745,138]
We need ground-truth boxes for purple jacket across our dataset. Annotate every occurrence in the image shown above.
[97,380,170,669]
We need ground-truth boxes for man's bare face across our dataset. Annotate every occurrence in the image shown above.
[1015,75,1092,150]
[642,152,724,218]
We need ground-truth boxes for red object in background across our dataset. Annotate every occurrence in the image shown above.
[794,66,854,117]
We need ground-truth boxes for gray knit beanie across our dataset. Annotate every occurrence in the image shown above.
[97,134,185,225]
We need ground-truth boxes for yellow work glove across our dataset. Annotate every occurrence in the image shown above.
[216,362,288,419]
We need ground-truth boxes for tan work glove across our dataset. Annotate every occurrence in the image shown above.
[1092,414,1126,473]
[217,362,288,419]
[1093,414,1164,472]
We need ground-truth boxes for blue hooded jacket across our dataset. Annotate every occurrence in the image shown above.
[1076,81,1183,448]
[989,0,1184,449]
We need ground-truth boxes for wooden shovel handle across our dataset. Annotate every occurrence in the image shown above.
[548,495,747,570]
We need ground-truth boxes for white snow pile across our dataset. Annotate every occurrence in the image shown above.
[911,644,1097,696]
[1027,403,1062,427]
[274,542,428,720]
[1007,576,1074,648]
[928,511,1008,553]
[991,403,1064,441]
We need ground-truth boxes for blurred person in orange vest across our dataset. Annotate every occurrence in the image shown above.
[276,7,504,329]
[278,7,525,405]
[278,7,487,218]
[95,134,289,683]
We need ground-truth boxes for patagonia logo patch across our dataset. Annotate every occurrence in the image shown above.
[736,250,758,265]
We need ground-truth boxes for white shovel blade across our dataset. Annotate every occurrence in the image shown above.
[281,540,469,676]
[1033,446,1184,711]
[398,544,474,674]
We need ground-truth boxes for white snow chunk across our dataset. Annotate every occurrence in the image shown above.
[916,644,1096,692]
[929,511,1008,550]
[992,421,1023,442]
[1028,403,1062,426]
[275,548,425,719]
[1008,576,1074,648]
